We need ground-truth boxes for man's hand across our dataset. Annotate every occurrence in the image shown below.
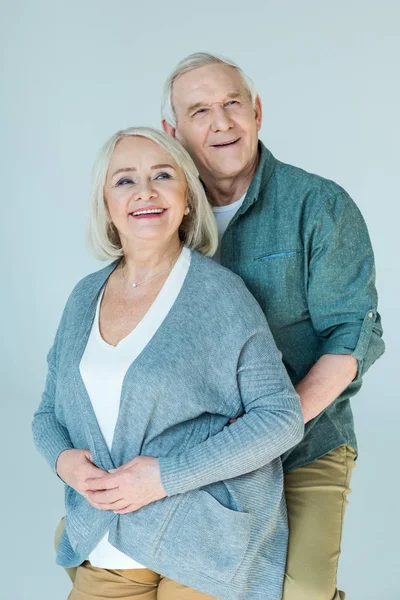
[228,413,244,425]
[85,456,167,514]
[56,449,106,501]
[296,354,358,423]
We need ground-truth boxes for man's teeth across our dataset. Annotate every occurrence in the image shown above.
[132,209,165,216]
[215,140,237,146]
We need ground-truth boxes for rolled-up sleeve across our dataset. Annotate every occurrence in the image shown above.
[307,191,385,379]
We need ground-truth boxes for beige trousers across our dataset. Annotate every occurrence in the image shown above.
[68,561,217,599]
[282,444,356,600]
[55,445,356,600]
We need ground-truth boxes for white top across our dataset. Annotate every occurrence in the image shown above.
[80,247,191,569]
[212,192,246,263]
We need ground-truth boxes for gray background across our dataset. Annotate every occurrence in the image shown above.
[1,1,399,598]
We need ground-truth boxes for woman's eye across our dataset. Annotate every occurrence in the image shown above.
[116,177,134,186]
[154,172,172,180]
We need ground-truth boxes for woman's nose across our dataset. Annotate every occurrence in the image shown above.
[132,180,158,201]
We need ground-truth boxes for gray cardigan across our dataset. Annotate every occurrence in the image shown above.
[32,250,304,600]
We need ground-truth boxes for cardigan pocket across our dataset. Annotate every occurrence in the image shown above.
[154,489,251,583]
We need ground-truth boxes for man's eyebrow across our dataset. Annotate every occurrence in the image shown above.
[186,102,206,114]
[111,164,175,177]
[186,91,244,114]
[226,91,243,99]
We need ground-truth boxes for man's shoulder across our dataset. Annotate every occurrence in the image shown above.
[272,158,348,202]
[251,148,364,237]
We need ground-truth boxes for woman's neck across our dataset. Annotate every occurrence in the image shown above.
[121,237,183,283]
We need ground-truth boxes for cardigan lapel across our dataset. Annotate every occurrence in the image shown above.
[69,251,198,471]
[109,250,199,464]
[71,260,120,472]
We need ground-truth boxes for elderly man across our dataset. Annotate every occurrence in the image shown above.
[162,52,385,600]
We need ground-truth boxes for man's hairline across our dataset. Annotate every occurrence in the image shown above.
[168,66,257,130]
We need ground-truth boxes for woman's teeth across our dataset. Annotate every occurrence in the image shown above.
[132,208,165,216]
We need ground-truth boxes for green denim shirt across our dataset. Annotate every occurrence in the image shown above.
[220,141,385,473]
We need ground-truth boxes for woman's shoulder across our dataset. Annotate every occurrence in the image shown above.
[72,260,118,295]
[62,260,119,314]
[189,251,268,328]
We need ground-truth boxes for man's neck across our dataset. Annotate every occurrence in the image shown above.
[202,150,259,207]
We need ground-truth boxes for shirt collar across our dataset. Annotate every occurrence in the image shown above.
[238,140,277,216]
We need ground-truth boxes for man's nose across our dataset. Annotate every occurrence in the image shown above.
[210,105,234,133]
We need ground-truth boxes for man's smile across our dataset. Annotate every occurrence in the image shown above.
[210,137,241,148]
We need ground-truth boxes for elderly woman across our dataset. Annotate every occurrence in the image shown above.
[32,127,304,600]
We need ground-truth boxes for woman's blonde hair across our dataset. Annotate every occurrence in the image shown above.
[88,127,218,260]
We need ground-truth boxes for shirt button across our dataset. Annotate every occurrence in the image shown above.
[368,311,375,319]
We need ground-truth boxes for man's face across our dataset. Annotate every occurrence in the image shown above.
[165,63,262,182]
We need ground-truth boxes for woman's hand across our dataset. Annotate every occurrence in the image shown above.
[85,456,167,514]
[56,449,107,501]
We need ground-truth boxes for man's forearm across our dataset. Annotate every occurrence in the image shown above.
[296,354,358,424]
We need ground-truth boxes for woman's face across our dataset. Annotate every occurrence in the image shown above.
[104,136,188,248]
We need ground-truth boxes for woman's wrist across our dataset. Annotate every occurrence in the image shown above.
[55,448,76,481]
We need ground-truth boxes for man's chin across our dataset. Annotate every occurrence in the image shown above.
[207,158,249,180]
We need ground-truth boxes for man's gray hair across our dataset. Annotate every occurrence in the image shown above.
[161,52,257,128]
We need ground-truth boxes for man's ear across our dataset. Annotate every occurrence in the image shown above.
[254,95,262,131]
[162,119,176,138]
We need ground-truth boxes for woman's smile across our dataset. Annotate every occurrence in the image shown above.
[104,136,188,245]
[129,206,168,219]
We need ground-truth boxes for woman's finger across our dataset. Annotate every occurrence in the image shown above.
[85,461,108,479]
[85,498,107,510]
[86,487,122,504]
[113,503,137,515]
[92,498,129,511]
[96,499,131,511]
[86,473,120,491]
[114,458,137,472]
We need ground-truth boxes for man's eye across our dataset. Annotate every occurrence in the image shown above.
[193,108,208,116]
[226,100,239,107]
[154,172,172,180]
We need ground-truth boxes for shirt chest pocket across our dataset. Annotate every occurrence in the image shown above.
[237,248,308,327]
[256,250,301,260]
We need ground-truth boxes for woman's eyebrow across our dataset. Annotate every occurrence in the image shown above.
[151,163,176,170]
[111,164,175,178]
[112,167,136,177]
